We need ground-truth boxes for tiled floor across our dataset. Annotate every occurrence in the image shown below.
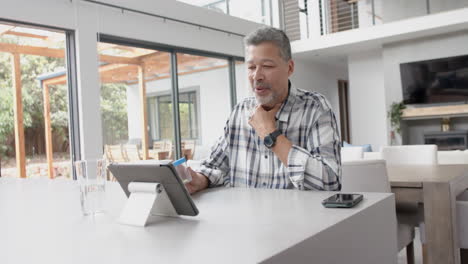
[398,227,423,264]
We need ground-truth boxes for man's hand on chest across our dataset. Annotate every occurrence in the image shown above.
[248,103,281,139]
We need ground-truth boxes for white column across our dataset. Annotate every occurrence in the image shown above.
[74,2,103,160]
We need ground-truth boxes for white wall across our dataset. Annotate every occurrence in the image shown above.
[235,62,251,103]
[0,0,261,159]
[348,49,387,149]
[126,86,142,140]
[290,59,348,134]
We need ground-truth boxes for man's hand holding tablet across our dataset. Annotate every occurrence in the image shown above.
[185,167,209,194]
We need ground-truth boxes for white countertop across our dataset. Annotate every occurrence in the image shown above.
[0,178,397,264]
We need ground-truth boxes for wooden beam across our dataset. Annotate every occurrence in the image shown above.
[0,42,140,65]
[0,42,64,58]
[46,32,65,44]
[43,63,138,86]
[43,75,67,86]
[11,53,26,178]
[0,25,14,36]
[99,54,140,65]
[42,82,54,179]
[126,64,228,85]
[5,31,48,40]
[138,65,149,160]
[137,51,165,62]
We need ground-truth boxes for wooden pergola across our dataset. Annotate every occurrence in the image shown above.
[1,24,228,179]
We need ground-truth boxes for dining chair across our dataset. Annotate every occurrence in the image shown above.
[457,190,468,262]
[381,145,438,263]
[341,146,364,162]
[381,145,438,165]
[342,159,416,264]
[438,150,468,164]
[363,151,383,160]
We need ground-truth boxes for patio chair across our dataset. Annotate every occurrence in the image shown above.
[182,140,196,160]
[104,144,126,163]
[150,140,173,160]
[342,159,416,264]
[104,144,126,181]
[123,144,142,161]
[153,140,166,151]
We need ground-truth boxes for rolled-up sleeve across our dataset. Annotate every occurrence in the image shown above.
[196,121,231,187]
[287,107,341,191]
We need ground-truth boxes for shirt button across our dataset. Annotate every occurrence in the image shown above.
[264,155,268,159]
[262,182,266,186]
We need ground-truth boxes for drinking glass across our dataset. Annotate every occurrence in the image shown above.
[75,159,106,215]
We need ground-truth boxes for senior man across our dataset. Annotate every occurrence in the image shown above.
[186,26,341,193]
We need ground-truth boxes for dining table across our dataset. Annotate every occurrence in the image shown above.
[388,164,468,264]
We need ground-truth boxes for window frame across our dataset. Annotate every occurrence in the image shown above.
[147,87,201,143]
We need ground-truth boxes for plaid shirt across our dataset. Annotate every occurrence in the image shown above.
[197,82,341,191]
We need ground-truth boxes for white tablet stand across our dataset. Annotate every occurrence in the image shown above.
[118,182,178,227]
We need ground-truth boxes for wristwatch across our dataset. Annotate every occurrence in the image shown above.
[264,130,282,149]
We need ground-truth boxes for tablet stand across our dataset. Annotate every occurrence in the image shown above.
[118,182,178,227]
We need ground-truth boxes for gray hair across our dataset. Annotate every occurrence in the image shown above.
[244,27,292,61]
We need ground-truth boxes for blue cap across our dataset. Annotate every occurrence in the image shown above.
[172,157,187,166]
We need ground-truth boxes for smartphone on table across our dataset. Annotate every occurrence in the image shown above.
[322,193,363,208]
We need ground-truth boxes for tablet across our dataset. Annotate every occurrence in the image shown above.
[108,161,199,216]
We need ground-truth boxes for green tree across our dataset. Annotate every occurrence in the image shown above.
[101,83,129,144]
[0,52,15,156]
[0,52,67,157]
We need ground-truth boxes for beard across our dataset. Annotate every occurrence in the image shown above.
[252,81,278,106]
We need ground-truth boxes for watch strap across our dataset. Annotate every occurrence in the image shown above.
[270,129,282,140]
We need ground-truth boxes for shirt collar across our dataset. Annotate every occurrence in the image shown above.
[275,80,297,123]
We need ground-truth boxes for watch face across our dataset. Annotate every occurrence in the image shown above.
[264,135,274,148]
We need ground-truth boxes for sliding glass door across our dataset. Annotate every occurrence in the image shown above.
[0,21,74,179]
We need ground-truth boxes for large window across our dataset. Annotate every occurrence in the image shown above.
[0,22,74,179]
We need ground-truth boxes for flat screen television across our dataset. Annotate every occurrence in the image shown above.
[400,54,468,105]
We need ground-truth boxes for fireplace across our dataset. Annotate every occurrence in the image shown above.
[424,130,468,150]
